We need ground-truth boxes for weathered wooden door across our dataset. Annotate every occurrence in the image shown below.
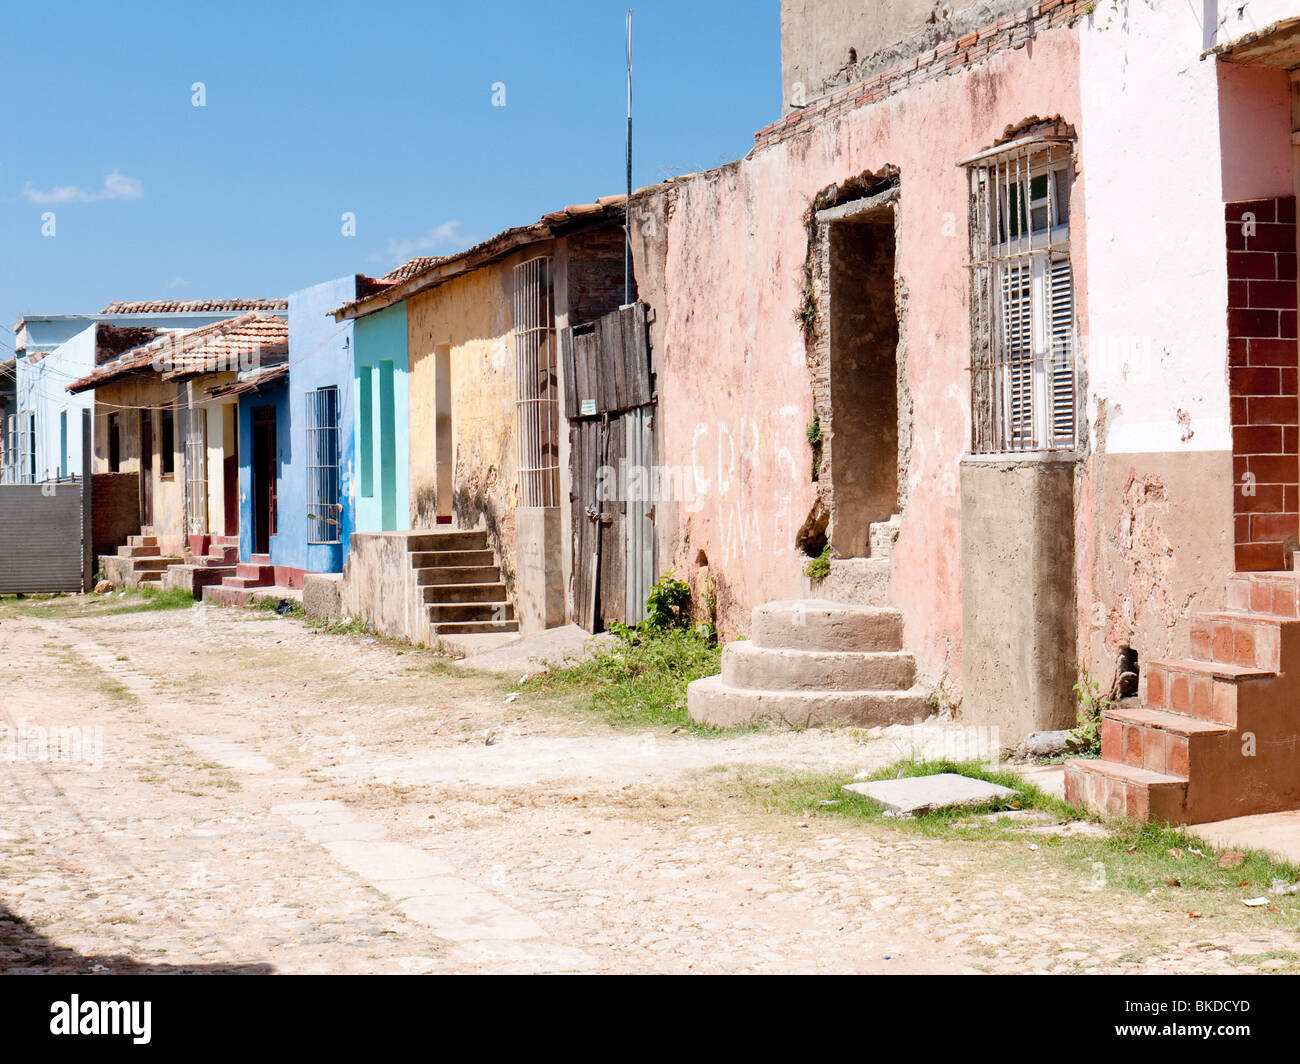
[140,411,154,527]
[565,303,655,632]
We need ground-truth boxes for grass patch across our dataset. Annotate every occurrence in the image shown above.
[521,626,723,731]
[250,595,305,619]
[730,758,1300,919]
[95,587,198,615]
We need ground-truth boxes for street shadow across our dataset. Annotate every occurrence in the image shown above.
[0,902,273,975]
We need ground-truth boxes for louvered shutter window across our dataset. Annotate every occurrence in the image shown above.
[963,138,1077,454]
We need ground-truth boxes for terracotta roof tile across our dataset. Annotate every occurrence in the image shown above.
[67,313,288,393]
[98,298,288,315]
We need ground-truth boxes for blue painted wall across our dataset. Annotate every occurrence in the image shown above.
[262,276,360,573]
[236,376,289,562]
[353,302,409,532]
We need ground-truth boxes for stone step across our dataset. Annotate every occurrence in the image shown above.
[417,567,502,590]
[409,549,496,570]
[235,563,275,583]
[431,619,521,637]
[687,674,931,729]
[720,639,915,692]
[1101,705,1233,779]
[750,600,903,652]
[1142,658,1272,727]
[427,601,514,623]
[198,547,240,566]
[127,535,157,548]
[1190,610,1300,673]
[221,576,264,589]
[813,556,891,607]
[1226,571,1300,616]
[1064,758,1188,822]
[118,543,160,558]
[868,516,901,560]
[163,564,235,596]
[405,531,489,553]
[249,553,272,566]
[125,556,182,573]
[423,582,511,604]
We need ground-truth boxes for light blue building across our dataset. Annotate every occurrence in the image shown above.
[352,301,409,533]
[235,276,363,575]
[8,304,287,485]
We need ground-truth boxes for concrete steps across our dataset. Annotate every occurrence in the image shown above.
[101,536,186,590]
[688,597,929,729]
[1067,568,1300,824]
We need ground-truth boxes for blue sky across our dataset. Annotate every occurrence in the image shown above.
[0,0,780,344]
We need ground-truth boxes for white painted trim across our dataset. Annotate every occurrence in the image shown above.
[1104,418,1232,454]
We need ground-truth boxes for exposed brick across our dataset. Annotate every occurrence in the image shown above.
[1233,425,1283,454]
[1246,453,1299,483]
[1228,251,1279,280]
[1253,512,1300,541]
[1246,338,1297,366]
[1228,199,1276,224]
[1231,366,1282,395]
[1248,280,1298,309]
[1230,307,1282,338]
[1237,541,1285,571]
[1248,396,1297,426]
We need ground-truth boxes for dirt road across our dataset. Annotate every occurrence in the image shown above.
[0,596,1294,974]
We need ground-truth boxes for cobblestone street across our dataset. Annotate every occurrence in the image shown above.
[1,599,1297,974]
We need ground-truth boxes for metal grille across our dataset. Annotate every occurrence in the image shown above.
[10,411,36,484]
[182,399,208,535]
[512,256,559,507]
[966,139,1076,454]
[306,386,340,544]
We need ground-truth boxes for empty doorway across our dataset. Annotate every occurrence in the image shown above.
[252,406,277,555]
[827,209,900,557]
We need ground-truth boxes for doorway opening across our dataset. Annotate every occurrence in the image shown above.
[827,210,900,558]
[252,406,277,555]
[434,344,453,524]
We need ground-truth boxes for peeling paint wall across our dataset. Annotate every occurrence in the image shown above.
[407,257,520,594]
[655,25,1085,698]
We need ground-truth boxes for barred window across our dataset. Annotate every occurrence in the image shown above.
[182,397,208,535]
[512,256,559,508]
[9,411,36,483]
[964,137,1077,454]
[306,385,340,544]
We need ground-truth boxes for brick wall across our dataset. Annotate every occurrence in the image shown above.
[1227,197,1298,572]
[92,471,140,559]
[754,0,1092,152]
[567,225,629,325]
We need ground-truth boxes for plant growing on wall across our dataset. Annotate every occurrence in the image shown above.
[806,413,823,481]
[644,570,692,631]
[804,544,832,582]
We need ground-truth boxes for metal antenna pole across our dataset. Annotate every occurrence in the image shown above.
[625,9,634,307]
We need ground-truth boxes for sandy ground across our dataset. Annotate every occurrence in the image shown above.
[0,597,1296,974]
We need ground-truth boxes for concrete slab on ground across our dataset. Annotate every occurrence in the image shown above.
[445,624,612,676]
[1005,763,1066,801]
[1192,810,1300,864]
[843,773,1019,816]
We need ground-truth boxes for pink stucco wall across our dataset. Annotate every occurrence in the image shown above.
[659,27,1084,696]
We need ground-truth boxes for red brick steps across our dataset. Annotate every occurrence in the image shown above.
[1067,568,1300,824]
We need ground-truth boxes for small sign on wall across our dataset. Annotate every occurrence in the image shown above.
[580,398,597,416]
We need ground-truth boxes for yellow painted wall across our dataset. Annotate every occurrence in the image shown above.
[90,376,238,554]
[407,248,551,588]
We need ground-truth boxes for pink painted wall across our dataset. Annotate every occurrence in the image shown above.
[1219,62,1292,203]
[659,28,1084,695]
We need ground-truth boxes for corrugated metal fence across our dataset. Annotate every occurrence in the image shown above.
[0,409,92,594]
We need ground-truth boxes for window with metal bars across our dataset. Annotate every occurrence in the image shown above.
[512,256,560,507]
[964,137,1077,454]
[306,386,340,544]
[182,400,208,534]
[9,411,36,483]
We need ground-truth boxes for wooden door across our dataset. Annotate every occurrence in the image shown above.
[139,411,154,527]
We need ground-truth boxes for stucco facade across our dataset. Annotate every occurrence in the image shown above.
[644,0,1300,742]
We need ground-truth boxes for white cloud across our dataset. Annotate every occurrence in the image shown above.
[373,220,465,263]
[167,277,190,289]
[23,169,144,205]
